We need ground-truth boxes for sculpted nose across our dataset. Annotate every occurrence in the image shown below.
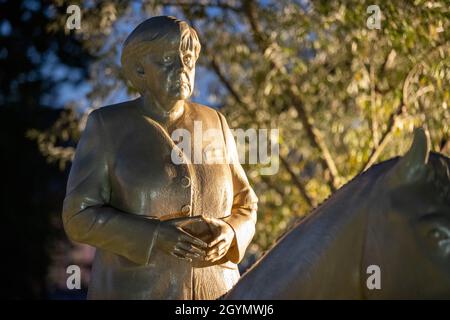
[171,58,186,78]
[173,54,184,70]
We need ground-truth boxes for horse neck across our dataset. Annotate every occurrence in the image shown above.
[282,175,375,299]
[230,163,389,300]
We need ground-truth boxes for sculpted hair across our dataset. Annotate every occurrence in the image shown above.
[121,16,201,93]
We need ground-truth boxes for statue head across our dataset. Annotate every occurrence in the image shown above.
[121,16,201,108]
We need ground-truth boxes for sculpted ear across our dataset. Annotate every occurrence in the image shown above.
[389,128,430,185]
[136,64,145,76]
[121,50,147,94]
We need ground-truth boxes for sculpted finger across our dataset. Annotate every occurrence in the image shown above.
[205,245,226,261]
[175,244,206,260]
[177,228,208,248]
[207,239,226,252]
[174,246,206,261]
[204,248,218,261]
[208,235,225,248]
[211,248,228,262]
[176,242,206,257]
[171,248,192,262]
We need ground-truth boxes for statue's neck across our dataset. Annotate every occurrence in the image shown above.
[138,94,185,127]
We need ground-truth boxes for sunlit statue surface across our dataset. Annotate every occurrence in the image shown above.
[62,16,258,300]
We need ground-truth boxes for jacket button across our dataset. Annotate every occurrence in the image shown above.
[181,204,191,214]
[180,176,191,188]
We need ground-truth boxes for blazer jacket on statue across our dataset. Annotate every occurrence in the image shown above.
[62,100,258,300]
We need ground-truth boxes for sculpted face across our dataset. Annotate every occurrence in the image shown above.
[121,17,201,114]
[137,32,197,109]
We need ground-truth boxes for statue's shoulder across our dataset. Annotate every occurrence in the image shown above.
[188,101,223,120]
[92,100,137,123]
[87,101,139,134]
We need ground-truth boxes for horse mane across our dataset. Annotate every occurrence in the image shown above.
[260,151,449,256]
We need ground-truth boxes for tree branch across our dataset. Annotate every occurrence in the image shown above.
[369,62,380,147]
[158,0,241,12]
[361,43,449,171]
[190,20,315,207]
[208,52,315,207]
[279,156,316,208]
[361,102,405,172]
[242,0,341,191]
[361,63,421,172]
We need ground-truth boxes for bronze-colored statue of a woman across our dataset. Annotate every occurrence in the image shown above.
[62,16,258,300]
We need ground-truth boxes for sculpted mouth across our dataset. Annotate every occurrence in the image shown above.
[177,73,189,85]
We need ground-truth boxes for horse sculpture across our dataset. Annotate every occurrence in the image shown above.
[225,129,450,299]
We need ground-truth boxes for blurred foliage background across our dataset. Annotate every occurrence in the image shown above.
[2,0,449,298]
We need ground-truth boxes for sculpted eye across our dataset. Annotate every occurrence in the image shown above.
[428,227,449,244]
[163,55,173,64]
[416,213,450,256]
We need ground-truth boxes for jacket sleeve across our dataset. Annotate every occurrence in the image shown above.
[62,110,160,266]
[217,111,258,264]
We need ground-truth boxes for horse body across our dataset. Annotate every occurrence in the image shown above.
[226,129,450,299]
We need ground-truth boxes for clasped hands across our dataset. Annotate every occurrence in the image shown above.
[155,215,236,263]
